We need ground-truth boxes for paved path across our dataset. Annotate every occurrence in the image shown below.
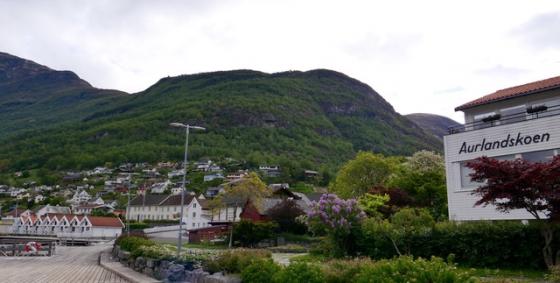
[0,243,129,283]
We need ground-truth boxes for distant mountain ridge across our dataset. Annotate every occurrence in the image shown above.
[406,113,461,139]
[0,52,126,136]
[0,52,442,172]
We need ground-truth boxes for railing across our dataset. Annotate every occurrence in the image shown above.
[0,238,56,256]
[448,104,560,135]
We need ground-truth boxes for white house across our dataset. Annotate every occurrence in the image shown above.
[445,75,560,221]
[150,180,172,194]
[12,213,123,239]
[127,194,210,229]
[36,205,71,216]
[34,194,45,203]
[70,190,92,204]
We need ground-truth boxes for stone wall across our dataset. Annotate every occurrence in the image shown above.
[111,245,240,283]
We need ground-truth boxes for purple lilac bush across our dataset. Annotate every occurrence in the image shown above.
[307,194,366,257]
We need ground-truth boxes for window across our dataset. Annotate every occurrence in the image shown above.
[167,207,170,212]
[523,150,555,162]
[193,212,196,218]
[193,203,196,208]
[500,105,526,125]
[460,162,480,188]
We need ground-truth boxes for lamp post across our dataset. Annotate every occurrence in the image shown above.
[170,122,206,258]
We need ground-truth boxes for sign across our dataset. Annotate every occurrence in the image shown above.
[459,132,550,154]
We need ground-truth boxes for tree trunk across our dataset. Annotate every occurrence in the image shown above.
[228,204,238,248]
[540,225,555,269]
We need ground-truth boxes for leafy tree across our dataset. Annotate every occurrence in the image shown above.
[357,193,389,218]
[330,152,396,199]
[467,155,560,269]
[214,172,271,247]
[307,194,366,257]
[267,199,307,234]
[389,151,447,220]
[368,186,414,217]
[91,208,117,217]
[233,220,277,247]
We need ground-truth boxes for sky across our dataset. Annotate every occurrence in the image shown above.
[1,0,559,122]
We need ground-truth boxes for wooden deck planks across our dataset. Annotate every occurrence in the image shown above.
[0,243,129,283]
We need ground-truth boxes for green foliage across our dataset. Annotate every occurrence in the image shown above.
[353,256,475,283]
[241,259,281,283]
[272,262,325,283]
[267,199,307,234]
[388,151,447,220]
[330,152,396,198]
[359,220,557,270]
[233,220,278,247]
[116,235,155,252]
[127,222,150,230]
[358,193,389,218]
[91,208,116,217]
[202,249,272,274]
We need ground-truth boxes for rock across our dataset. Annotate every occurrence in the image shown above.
[167,264,185,282]
[202,273,241,283]
[135,257,146,269]
[143,267,154,278]
[146,258,155,268]
[185,268,209,283]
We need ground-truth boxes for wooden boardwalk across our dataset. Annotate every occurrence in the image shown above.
[0,243,129,283]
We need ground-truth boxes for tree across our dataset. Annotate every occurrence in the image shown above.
[467,156,560,269]
[267,199,307,234]
[330,152,396,199]
[307,194,366,257]
[357,193,389,218]
[233,220,278,247]
[388,151,447,220]
[214,172,271,247]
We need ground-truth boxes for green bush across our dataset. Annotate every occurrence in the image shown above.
[202,249,272,274]
[116,235,155,252]
[322,258,376,283]
[354,256,474,283]
[241,259,280,283]
[272,262,324,283]
[233,220,278,247]
[359,220,558,269]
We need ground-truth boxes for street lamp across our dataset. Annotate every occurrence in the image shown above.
[170,122,206,258]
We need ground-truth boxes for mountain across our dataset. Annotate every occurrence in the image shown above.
[0,52,126,137]
[0,53,442,173]
[405,113,461,139]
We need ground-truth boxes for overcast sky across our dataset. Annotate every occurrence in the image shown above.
[1,0,559,122]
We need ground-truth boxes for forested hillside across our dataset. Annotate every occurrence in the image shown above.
[0,53,441,173]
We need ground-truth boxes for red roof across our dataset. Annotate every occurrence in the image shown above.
[87,216,124,228]
[456,75,560,111]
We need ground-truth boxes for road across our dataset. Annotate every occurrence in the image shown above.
[0,242,129,283]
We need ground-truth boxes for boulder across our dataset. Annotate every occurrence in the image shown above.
[167,264,185,282]
[202,273,241,283]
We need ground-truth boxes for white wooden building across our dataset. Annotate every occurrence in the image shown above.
[445,75,560,220]
[12,213,124,239]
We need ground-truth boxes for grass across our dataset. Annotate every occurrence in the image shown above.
[456,266,547,282]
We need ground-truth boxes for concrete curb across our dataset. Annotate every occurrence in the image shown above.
[98,252,161,283]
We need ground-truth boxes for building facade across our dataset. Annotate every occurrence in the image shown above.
[127,194,211,229]
[444,75,560,220]
[12,213,123,239]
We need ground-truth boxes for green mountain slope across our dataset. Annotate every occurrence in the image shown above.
[0,52,126,137]
[405,113,461,140]
[0,54,441,173]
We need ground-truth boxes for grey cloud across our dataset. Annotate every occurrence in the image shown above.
[475,65,527,80]
[345,33,423,64]
[512,11,560,50]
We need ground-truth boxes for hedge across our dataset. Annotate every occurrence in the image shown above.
[359,220,559,269]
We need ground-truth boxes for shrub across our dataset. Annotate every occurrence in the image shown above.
[321,258,376,283]
[354,256,474,283]
[307,194,365,257]
[202,249,271,274]
[272,262,324,283]
[116,235,155,252]
[359,220,557,269]
[233,220,278,247]
[241,259,280,283]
